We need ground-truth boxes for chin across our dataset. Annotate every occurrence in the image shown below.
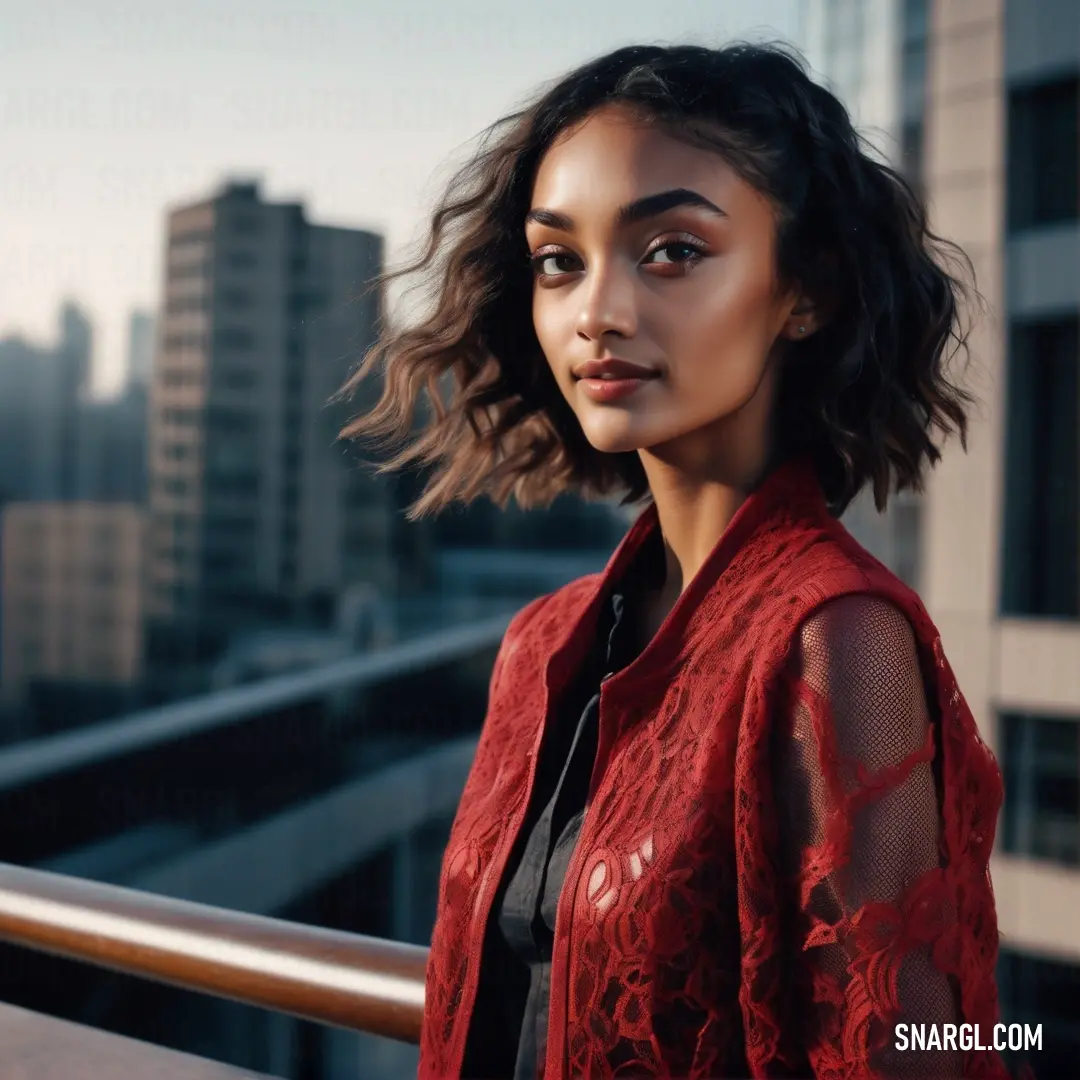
[577,411,668,456]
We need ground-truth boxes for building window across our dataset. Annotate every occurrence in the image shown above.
[1008,76,1079,231]
[229,214,262,237]
[206,514,256,540]
[219,368,258,391]
[169,227,212,248]
[155,542,186,565]
[168,259,210,281]
[220,287,254,311]
[170,513,193,536]
[216,327,255,350]
[226,250,257,270]
[161,368,201,389]
[998,948,1080,1077]
[202,547,256,590]
[161,406,201,427]
[162,442,193,462]
[1002,712,1080,865]
[163,332,207,353]
[206,407,257,435]
[1001,316,1079,617]
[161,477,190,498]
[206,471,260,499]
[165,295,207,316]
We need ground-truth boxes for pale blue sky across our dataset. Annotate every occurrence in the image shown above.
[1,0,802,393]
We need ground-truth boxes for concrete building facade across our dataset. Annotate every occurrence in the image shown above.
[0,503,146,708]
[145,181,394,668]
[919,0,1080,1067]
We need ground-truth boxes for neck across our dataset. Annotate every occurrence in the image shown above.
[640,461,769,599]
[636,388,777,599]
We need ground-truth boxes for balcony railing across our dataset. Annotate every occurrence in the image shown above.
[0,860,426,1076]
[0,610,542,1074]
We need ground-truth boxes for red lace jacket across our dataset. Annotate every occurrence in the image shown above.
[421,460,1009,1079]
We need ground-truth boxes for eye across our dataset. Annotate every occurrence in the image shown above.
[530,248,581,278]
[642,236,706,270]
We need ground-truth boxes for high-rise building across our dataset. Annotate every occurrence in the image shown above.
[921,1,1079,1072]
[0,503,145,718]
[126,310,156,390]
[75,386,148,505]
[56,302,93,502]
[75,310,153,506]
[0,302,92,504]
[145,180,393,669]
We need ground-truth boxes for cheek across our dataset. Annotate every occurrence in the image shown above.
[531,294,562,372]
[665,265,779,382]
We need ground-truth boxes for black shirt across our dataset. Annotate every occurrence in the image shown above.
[462,530,664,1079]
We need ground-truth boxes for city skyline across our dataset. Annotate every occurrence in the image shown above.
[0,0,801,395]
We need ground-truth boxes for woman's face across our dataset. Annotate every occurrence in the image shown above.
[527,104,806,468]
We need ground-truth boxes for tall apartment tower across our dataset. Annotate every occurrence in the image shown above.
[0,302,92,505]
[920,1,1080,1071]
[146,181,393,666]
[126,310,156,390]
[800,0,929,588]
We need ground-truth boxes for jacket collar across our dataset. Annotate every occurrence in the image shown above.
[544,457,827,699]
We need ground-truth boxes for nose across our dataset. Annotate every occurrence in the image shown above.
[575,260,637,343]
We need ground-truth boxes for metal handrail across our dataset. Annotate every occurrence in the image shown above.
[0,861,427,1044]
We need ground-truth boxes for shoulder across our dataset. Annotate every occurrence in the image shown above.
[794,594,919,674]
[789,594,930,760]
[738,514,928,669]
[506,572,602,639]
[735,508,913,622]
[496,572,603,664]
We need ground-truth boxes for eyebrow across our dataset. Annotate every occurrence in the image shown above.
[525,187,726,231]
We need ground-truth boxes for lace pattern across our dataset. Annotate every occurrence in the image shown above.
[419,461,1010,1080]
[776,595,965,1078]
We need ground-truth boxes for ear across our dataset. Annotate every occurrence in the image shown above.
[780,297,822,342]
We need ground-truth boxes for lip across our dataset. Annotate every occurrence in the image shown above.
[577,375,657,403]
[572,358,659,380]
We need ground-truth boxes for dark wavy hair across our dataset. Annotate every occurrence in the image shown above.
[338,41,976,518]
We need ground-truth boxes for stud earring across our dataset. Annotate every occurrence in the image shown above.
[797,325,806,334]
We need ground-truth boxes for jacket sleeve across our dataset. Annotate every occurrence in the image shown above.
[774,594,1008,1079]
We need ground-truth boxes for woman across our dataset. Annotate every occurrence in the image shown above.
[341,43,1011,1080]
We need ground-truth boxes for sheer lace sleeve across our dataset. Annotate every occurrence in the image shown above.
[776,595,991,1079]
